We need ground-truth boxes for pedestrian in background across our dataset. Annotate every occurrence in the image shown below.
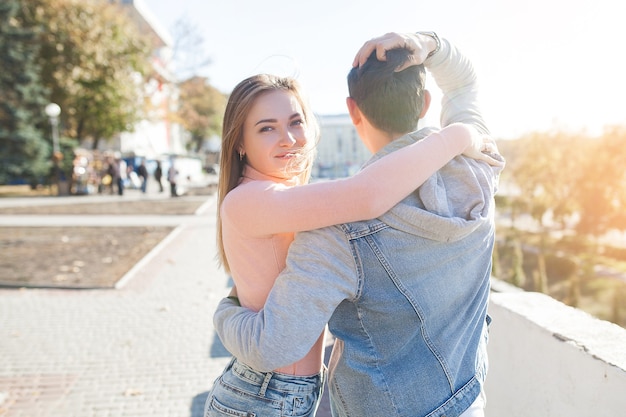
[137,160,148,193]
[114,156,126,196]
[103,158,116,194]
[154,161,164,193]
[168,163,178,197]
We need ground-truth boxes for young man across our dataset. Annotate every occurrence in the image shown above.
[214,32,504,417]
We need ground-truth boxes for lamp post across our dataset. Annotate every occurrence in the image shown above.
[45,103,62,195]
[45,103,61,156]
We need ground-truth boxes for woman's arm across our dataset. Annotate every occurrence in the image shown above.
[224,122,500,236]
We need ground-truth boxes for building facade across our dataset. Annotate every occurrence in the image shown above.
[314,114,370,179]
[108,0,185,158]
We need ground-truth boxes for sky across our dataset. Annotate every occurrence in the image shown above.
[142,0,626,139]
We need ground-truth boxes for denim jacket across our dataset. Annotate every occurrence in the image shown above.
[325,132,499,417]
[214,37,503,417]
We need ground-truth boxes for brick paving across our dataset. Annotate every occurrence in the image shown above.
[0,193,332,417]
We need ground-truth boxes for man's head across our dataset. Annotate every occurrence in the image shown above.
[347,47,430,141]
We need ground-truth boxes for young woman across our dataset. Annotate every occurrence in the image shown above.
[204,73,499,417]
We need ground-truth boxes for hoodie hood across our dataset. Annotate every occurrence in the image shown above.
[363,127,503,242]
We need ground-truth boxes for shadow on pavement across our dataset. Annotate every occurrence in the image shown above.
[191,391,209,417]
[210,334,231,358]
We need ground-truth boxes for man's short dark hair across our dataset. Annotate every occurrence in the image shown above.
[347,48,426,134]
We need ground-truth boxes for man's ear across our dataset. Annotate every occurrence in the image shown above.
[346,97,362,125]
[419,90,432,119]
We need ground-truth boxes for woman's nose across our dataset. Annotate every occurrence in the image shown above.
[279,130,298,146]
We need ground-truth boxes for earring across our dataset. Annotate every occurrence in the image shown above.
[238,152,244,161]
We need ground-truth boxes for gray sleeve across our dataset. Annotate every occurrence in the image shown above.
[213,225,357,371]
[426,37,489,135]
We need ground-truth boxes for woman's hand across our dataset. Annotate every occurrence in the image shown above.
[463,129,506,167]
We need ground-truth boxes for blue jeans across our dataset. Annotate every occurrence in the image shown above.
[204,358,325,417]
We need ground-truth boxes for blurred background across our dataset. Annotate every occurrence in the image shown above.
[1,0,625,327]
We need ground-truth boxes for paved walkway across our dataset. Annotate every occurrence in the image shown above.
[0,191,332,416]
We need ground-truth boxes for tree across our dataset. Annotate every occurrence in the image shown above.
[0,0,50,185]
[176,76,226,153]
[169,19,224,154]
[575,127,626,236]
[501,132,584,292]
[31,0,152,149]
[504,132,583,228]
[170,17,212,81]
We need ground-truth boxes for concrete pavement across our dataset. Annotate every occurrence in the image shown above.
[0,191,332,417]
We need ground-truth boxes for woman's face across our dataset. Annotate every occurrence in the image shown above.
[241,90,310,180]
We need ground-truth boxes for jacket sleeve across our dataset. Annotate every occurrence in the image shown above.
[426,37,490,135]
[213,225,357,371]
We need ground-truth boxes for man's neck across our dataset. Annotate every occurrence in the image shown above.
[368,130,408,153]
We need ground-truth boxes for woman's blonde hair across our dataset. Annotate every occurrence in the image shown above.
[216,74,319,272]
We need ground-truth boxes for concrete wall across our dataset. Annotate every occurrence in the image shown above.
[485,279,626,416]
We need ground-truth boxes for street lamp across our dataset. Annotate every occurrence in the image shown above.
[45,103,62,195]
[45,103,61,156]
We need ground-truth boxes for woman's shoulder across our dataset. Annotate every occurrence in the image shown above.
[222,180,290,227]
[223,180,285,208]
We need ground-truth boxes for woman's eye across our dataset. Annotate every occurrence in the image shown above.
[291,119,305,127]
[259,125,274,133]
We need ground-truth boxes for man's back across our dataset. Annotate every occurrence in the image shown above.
[324,131,497,417]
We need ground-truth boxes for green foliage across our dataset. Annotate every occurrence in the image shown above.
[574,127,626,235]
[495,125,626,327]
[500,127,626,236]
[510,238,526,287]
[30,0,152,149]
[1,0,155,183]
[0,0,51,184]
[494,227,626,327]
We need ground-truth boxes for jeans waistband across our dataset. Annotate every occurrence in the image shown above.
[229,358,324,395]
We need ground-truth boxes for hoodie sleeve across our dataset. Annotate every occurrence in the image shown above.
[426,37,490,136]
[214,225,357,371]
